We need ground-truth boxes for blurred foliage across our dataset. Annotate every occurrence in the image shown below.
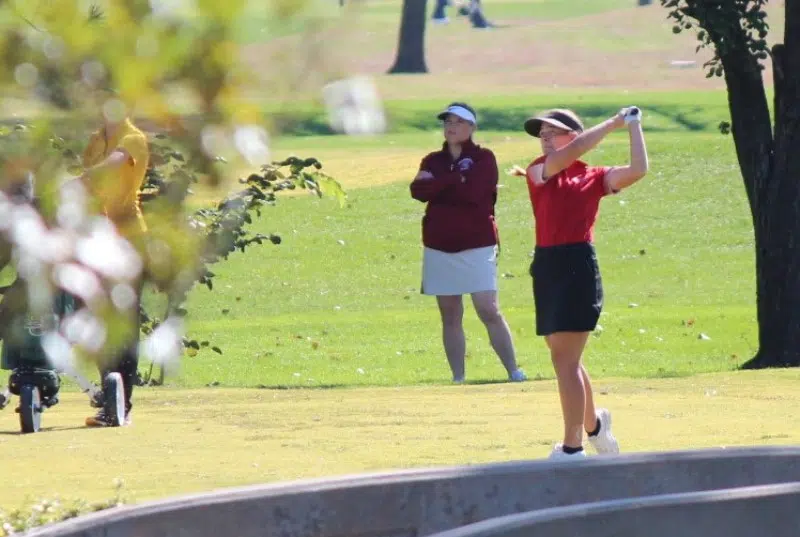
[0,0,347,377]
[0,480,126,535]
[139,142,345,377]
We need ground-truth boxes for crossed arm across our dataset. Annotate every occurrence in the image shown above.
[410,152,498,204]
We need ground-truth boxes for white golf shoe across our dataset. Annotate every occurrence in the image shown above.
[588,408,620,455]
[548,444,587,460]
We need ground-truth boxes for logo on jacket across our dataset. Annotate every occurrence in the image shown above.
[457,158,474,171]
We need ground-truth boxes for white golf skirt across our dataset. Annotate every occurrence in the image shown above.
[421,245,498,296]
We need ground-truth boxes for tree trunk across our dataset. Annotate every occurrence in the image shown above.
[702,9,800,368]
[388,0,428,74]
[674,2,800,368]
[742,1,800,368]
[745,132,800,368]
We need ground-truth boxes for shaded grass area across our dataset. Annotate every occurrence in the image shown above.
[266,91,734,137]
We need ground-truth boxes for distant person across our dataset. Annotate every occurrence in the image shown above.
[432,0,493,28]
[509,106,649,458]
[466,0,493,28]
[79,92,150,427]
[411,102,526,384]
[431,0,450,23]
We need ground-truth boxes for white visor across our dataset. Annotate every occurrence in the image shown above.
[438,105,477,125]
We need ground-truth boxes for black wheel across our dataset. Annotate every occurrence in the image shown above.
[19,384,41,434]
[103,373,125,427]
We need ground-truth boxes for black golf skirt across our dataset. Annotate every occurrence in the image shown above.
[530,242,603,336]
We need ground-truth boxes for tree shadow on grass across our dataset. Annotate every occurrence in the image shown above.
[265,101,726,138]
[0,425,103,435]
[0,101,726,140]
[247,376,551,390]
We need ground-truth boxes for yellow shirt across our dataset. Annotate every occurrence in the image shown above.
[81,118,149,237]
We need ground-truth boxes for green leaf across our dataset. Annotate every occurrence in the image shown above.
[316,175,348,208]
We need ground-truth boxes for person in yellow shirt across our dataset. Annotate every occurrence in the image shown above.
[81,116,149,238]
[79,107,149,427]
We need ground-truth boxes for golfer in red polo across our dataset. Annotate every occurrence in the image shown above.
[411,102,526,384]
[510,106,649,459]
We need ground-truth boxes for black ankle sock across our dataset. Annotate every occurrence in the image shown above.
[562,445,584,455]
[587,417,601,437]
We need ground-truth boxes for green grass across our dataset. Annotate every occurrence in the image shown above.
[122,89,755,390]
[0,90,759,391]
[0,90,756,390]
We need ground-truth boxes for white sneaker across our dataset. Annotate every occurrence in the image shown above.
[548,443,587,460]
[588,408,619,454]
[509,369,527,382]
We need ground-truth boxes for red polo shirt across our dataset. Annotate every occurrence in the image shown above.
[526,155,611,247]
[410,139,499,253]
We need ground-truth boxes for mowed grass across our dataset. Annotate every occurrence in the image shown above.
[116,90,755,390]
[0,91,758,390]
[0,370,798,509]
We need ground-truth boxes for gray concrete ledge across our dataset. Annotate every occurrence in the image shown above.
[23,446,800,537]
[427,481,800,537]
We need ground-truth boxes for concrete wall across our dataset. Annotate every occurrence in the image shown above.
[427,482,800,537]
[24,446,800,537]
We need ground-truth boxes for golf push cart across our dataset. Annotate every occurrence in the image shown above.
[0,284,127,433]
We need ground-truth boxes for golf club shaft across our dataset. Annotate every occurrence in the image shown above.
[58,368,101,398]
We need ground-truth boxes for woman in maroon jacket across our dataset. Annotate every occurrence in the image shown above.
[410,102,526,384]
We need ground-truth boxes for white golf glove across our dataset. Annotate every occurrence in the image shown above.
[623,106,642,125]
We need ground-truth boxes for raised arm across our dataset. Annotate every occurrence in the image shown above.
[540,112,624,180]
[604,111,649,192]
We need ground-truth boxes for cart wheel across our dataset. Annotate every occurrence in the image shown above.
[103,373,126,427]
[19,384,42,434]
